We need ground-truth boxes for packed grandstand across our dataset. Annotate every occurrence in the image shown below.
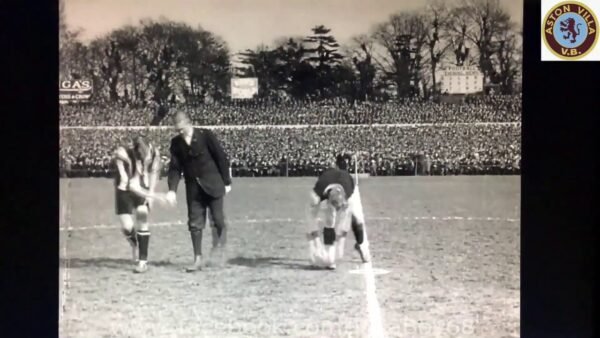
[59,95,521,177]
[60,95,521,126]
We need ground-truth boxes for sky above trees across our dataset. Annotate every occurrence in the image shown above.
[64,0,522,53]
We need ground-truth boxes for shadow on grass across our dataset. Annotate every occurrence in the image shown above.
[227,256,323,271]
[60,257,176,269]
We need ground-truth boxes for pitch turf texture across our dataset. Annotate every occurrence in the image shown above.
[60,177,520,338]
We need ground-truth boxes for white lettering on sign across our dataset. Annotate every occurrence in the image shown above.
[59,80,93,92]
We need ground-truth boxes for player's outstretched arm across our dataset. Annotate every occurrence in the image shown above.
[144,154,162,207]
[148,171,159,196]
[306,191,327,266]
[308,191,321,224]
[128,176,166,202]
[147,148,161,194]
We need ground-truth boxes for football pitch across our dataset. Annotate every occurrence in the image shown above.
[59,176,520,338]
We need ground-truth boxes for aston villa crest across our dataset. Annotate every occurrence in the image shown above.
[543,1,598,60]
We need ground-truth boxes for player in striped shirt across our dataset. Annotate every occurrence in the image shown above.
[113,136,164,273]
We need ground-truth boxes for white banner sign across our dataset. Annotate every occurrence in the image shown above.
[440,66,483,94]
[231,78,258,99]
[59,79,93,102]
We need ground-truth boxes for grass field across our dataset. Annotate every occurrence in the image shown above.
[59,176,520,338]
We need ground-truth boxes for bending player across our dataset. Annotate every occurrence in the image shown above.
[113,136,165,273]
[306,155,371,269]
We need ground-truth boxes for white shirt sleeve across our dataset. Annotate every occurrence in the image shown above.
[310,191,320,206]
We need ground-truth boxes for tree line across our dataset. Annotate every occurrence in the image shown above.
[60,0,521,111]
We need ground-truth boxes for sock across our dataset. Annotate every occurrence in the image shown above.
[217,225,227,247]
[351,222,364,245]
[212,225,227,248]
[190,230,203,258]
[137,230,150,261]
[211,227,219,248]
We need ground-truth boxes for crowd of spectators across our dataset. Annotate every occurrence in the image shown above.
[59,124,521,177]
[60,104,156,126]
[59,95,521,126]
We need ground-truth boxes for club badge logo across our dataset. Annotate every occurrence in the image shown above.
[543,1,598,60]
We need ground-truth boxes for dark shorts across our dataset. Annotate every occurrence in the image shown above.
[115,189,148,215]
[185,181,226,231]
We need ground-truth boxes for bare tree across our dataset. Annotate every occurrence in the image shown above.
[424,0,454,95]
[447,5,472,66]
[108,26,141,103]
[451,0,512,82]
[348,35,377,100]
[60,29,90,81]
[372,12,428,97]
[492,29,521,94]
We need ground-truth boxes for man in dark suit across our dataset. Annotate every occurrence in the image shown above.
[165,111,232,272]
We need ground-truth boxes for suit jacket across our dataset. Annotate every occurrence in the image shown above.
[167,128,231,198]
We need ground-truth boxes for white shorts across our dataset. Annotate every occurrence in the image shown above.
[308,186,365,235]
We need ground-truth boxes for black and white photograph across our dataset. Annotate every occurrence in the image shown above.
[59,0,522,336]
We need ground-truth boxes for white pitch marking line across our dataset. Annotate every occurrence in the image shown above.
[352,185,386,338]
[362,261,386,338]
[349,267,390,275]
[60,242,69,320]
[58,216,520,231]
[60,197,72,326]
